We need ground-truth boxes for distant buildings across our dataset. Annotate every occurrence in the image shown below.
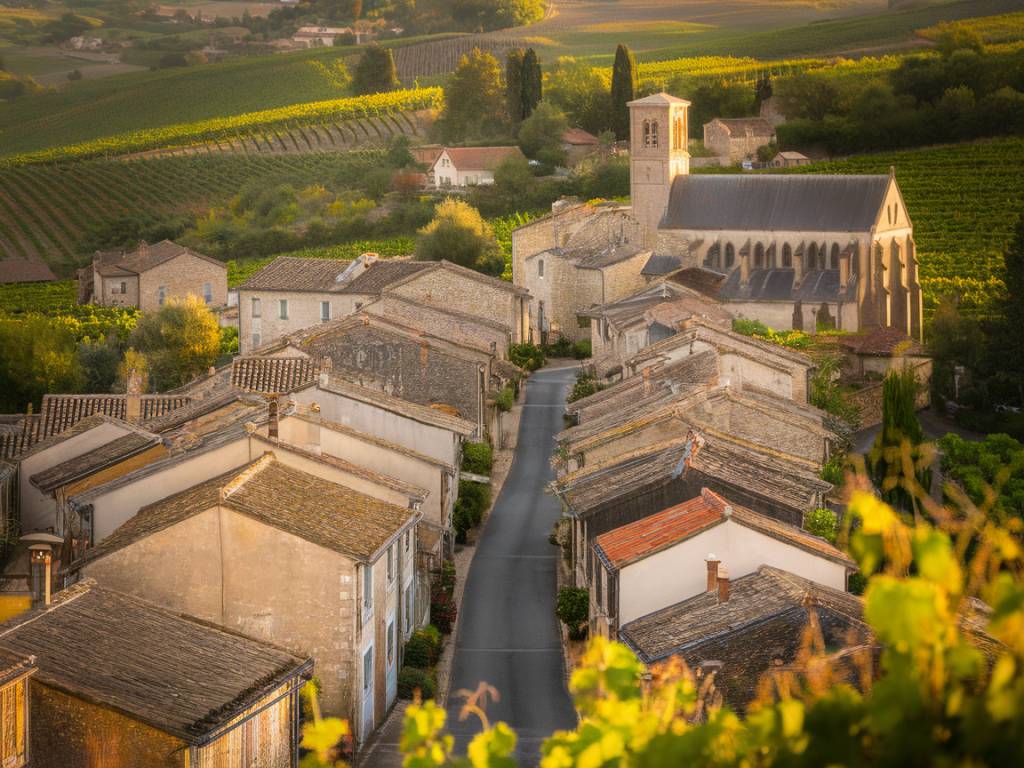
[430,146,526,188]
[0,259,56,285]
[703,117,776,163]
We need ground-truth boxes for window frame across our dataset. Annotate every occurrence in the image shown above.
[320,300,331,322]
[278,299,289,320]
[251,297,261,318]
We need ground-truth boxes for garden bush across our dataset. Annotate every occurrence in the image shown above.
[462,442,493,475]
[804,507,839,544]
[573,340,592,360]
[509,342,545,371]
[403,627,443,669]
[493,385,515,412]
[397,666,436,700]
[545,336,574,358]
[568,371,602,404]
[430,585,457,635]
[556,586,589,641]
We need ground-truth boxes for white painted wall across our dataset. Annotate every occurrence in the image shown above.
[616,518,848,625]
[20,422,134,534]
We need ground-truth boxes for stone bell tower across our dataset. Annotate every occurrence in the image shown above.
[628,93,691,248]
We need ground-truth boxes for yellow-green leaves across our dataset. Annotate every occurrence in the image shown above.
[912,526,963,596]
[848,491,912,576]
[301,718,350,762]
[401,700,453,768]
[865,576,952,653]
[570,636,645,713]
[467,722,517,768]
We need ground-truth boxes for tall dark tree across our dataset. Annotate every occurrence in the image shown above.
[435,48,507,142]
[522,47,542,118]
[610,43,638,140]
[868,368,930,516]
[506,48,526,123]
[352,45,399,95]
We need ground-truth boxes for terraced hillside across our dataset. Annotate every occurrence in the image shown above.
[391,35,534,80]
[0,152,383,275]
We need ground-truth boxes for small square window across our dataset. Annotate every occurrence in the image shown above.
[279,299,289,320]
[119,281,127,294]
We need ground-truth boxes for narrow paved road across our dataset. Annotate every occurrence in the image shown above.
[445,366,579,763]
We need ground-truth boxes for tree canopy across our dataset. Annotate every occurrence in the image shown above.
[129,295,221,391]
[544,56,611,135]
[435,48,508,143]
[415,199,503,276]
[517,101,568,167]
[351,45,398,95]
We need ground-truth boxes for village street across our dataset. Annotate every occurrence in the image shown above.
[444,365,579,761]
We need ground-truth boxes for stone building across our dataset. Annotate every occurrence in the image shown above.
[0,579,310,768]
[429,146,525,187]
[703,117,776,163]
[511,91,922,342]
[70,454,419,742]
[78,240,227,312]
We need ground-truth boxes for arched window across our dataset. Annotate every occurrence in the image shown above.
[782,243,792,268]
[807,242,817,272]
[754,243,765,268]
[830,243,840,270]
[818,243,827,271]
[766,244,777,268]
[673,116,685,150]
[643,120,659,148]
[704,243,721,270]
[725,243,736,269]
[538,258,544,278]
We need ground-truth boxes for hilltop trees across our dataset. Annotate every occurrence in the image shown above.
[435,48,508,142]
[129,296,221,390]
[545,56,611,135]
[415,199,503,276]
[352,45,398,95]
[610,43,638,139]
[506,47,542,124]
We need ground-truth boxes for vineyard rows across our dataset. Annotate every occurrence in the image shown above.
[392,36,533,80]
[0,152,384,274]
[3,88,442,165]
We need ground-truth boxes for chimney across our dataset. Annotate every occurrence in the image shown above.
[268,397,279,439]
[717,564,730,603]
[642,366,652,395]
[318,355,333,387]
[705,553,720,593]
[125,367,143,421]
[307,401,322,453]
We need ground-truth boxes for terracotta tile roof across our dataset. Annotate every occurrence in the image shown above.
[384,259,527,296]
[37,394,191,438]
[0,415,42,459]
[95,240,224,276]
[72,454,418,571]
[620,566,865,663]
[338,260,431,294]
[839,326,925,357]
[30,430,162,493]
[237,257,352,292]
[231,357,320,393]
[0,259,56,284]
[594,487,852,570]
[562,127,600,145]
[434,146,525,172]
[0,579,309,742]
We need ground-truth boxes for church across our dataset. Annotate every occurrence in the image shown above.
[512,92,923,343]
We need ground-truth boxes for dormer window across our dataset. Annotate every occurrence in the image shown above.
[643,119,659,148]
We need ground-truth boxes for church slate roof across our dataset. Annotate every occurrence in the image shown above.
[718,268,858,303]
[662,175,890,232]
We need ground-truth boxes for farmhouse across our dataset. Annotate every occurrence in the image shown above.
[512,93,923,341]
[78,240,227,312]
[703,117,776,163]
[430,146,525,187]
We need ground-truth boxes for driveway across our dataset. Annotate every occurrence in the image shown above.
[444,366,579,763]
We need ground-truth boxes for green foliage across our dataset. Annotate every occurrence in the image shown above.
[404,628,443,669]
[544,336,574,358]
[505,48,526,124]
[522,48,543,119]
[804,507,838,544]
[869,368,930,514]
[416,199,503,276]
[808,355,861,428]
[544,56,611,136]
[684,79,758,138]
[430,582,457,635]
[820,452,848,488]
[129,295,221,391]
[568,371,601,404]
[731,317,812,349]
[0,315,83,412]
[352,46,397,95]
[435,48,508,143]
[610,44,638,140]
[493,385,515,413]
[938,432,1024,520]
[462,442,494,475]
[573,340,592,360]
[398,666,437,700]
[930,21,986,57]
[518,102,568,167]
[576,155,631,200]
[508,343,545,371]
[556,586,589,641]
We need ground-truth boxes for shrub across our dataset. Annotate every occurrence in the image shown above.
[805,507,838,544]
[397,666,436,700]
[493,385,515,412]
[438,559,456,594]
[545,336,574,358]
[568,372,601,404]
[430,585,457,634]
[573,340,592,360]
[403,627,443,670]
[455,481,491,531]
[820,453,847,487]
[509,342,545,371]
[556,586,589,641]
[462,442,493,475]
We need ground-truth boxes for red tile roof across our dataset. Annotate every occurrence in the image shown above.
[0,259,56,284]
[562,127,600,146]
[436,146,525,172]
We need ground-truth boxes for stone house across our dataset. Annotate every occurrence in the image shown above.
[589,487,854,638]
[771,150,811,168]
[77,240,227,312]
[70,454,420,742]
[0,579,311,768]
[582,279,733,377]
[562,127,602,165]
[619,566,866,712]
[703,117,776,163]
[236,254,432,354]
[365,293,514,356]
[512,91,922,342]
[430,146,525,187]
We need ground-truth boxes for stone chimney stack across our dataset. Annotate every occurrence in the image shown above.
[318,355,333,387]
[125,367,143,421]
[717,564,730,603]
[705,553,720,593]
[268,397,279,439]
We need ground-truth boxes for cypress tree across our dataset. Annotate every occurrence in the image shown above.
[610,43,638,140]
[506,48,526,123]
[522,47,542,118]
[352,45,399,95]
[868,368,930,515]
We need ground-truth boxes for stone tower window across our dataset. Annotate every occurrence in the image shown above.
[725,243,736,269]
[643,119,659,148]
[704,243,721,270]
[673,116,685,150]
[782,243,792,268]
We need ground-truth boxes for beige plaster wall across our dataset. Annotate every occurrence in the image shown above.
[138,254,227,313]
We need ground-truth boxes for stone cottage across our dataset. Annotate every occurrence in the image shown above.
[703,117,776,163]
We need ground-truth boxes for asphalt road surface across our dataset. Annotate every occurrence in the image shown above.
[445,366,579,764]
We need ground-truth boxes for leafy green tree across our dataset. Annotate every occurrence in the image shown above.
[545,56,611,135]
[775,71,842,121]
[505,48,525,123]
[932,22,985,58]
[804,507,838,544]
[869,367,930,515]
[610,43,638,140]
[77,333,125,394]
[351,45,398,94]
[556,586,589,640]
[685,79,758,138]
[518,101,568,167]
[522,47,542,118]
[435,48,508,142]
[0,316,82,412]
[129,295,221,390]
[415,199,503,276]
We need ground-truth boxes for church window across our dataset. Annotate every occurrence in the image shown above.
[704,243,721,270]
[673,116,685,150]
[819,244,827,271]
[830,243,840,270]
[754,243,765,268]
[807,242,817,271]
[767,244,777,268]
[643,120,659,148]
[782,244,792,268]
[725,243,735,269]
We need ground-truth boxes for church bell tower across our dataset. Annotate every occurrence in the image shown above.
[628,93,691,248]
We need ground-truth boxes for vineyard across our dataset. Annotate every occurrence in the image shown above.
[0,151,384,274]
[793,138,1024,313]
[392,36,535,81]
[917,11,1024,46]
[0,280,138,342]
[4,89,442,165]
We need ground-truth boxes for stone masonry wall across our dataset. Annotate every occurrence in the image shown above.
[137,254,227,313]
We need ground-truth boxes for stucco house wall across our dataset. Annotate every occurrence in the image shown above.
[98,273,140,308]
[137,254,227,313]
[237,289,368,354]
